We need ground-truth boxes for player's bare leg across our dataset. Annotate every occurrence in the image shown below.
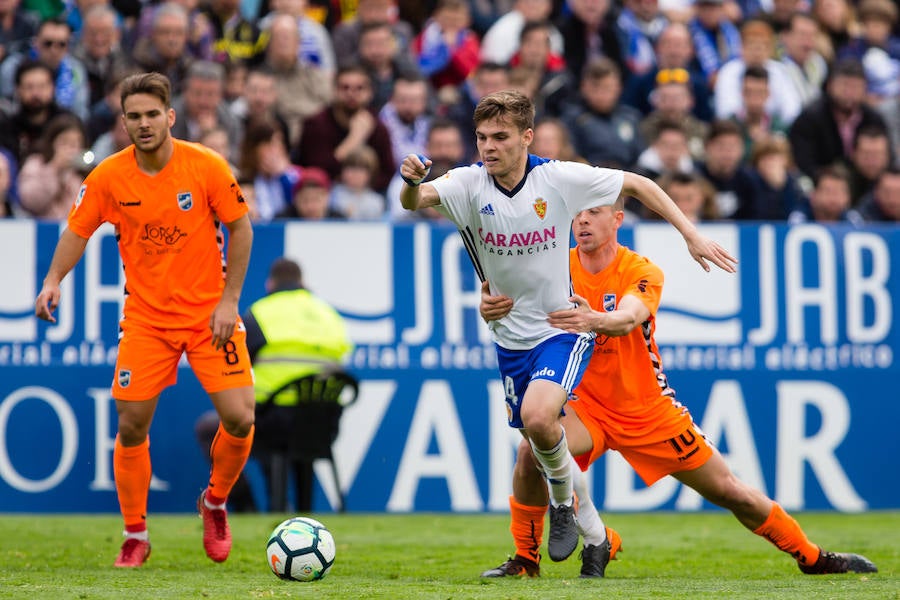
[674,452,877,574]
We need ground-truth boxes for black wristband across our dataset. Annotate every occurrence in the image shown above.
[401,174,421,187]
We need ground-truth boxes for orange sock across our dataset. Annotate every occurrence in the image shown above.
[752,502,820,566]
[207,423,254,505]
[114,434,151,533]
[509,495,546,564]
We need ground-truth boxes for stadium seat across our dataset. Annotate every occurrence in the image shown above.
[254,368,359,513]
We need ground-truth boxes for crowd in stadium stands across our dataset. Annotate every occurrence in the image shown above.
[0,0,897,223]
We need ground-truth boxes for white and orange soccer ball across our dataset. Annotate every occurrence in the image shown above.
[266,517,336,582]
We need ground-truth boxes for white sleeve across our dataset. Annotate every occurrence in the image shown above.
[428,165,479,225]
[714,61,742,119]
[551,162,625,216]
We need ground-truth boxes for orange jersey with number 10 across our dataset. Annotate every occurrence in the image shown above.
[570,245,690,444]
[67,139,247,329]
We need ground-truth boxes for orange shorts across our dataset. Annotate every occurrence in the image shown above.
[569,399,714,486]
[112,318,254,400]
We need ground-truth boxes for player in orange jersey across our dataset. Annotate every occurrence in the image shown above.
[480,197,878,579]
[34,72,256,568]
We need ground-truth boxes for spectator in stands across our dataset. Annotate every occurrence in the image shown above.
[468,0,515,37]
[715,18,801,127]
[696,119,756,219]
[171,60,243,161]
[788,58,889,180]
[69,4,130,108]
[258,0,336,73]
[560,57,645,169]
[623,22,711,121]
[131,2,195,96]
[857,167,900,222]
[203,0,268,65]
[379,74,431,169]
[17,113,86,219]
[687,0,741,88]
[0,60,75,164]
[837,0,900,104]
[788,163,863,224]
[442,61,509,162]
[639,69,707,160]
[848,125,893,204]
[329,145,385,220]
[812,0,860,62]
[555,0,622,85]
[412,0,479,94]
[357,20,420,112]
[230,66,291,151]
[656,170,719,222]
[730,65,789,160]
[615,0,669,78]
[530,116,582,162]
[759,0,805,35]
[739,135,804,219]
[480,0,562,66]
[509,20,573,118]
[295,64,395,193]
[0,0,40,65]
[778,11,827,110]
[276,166,344,219]
[386,117,464,221]
[89,100,131,161]
[239,118,302,222]
[261,13,332,149]
[332,0,414,67]
[636,118,694,180]
[130,0,213,61]
[0,150,14,217]
[0,17,89,120]
[875,98,900,165]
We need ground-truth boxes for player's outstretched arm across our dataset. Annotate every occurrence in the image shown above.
[548,294,650,337]
[478,280,513,322]
[621,171,737,273]
[210,214,253,350]
[35,228,89,323]
[399,154,441,211]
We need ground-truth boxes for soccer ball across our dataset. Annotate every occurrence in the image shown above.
[266,517,336,581]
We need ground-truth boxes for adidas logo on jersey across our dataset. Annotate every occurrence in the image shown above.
[479,204,495,216]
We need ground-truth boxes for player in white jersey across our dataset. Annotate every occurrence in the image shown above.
[399,90,737,567]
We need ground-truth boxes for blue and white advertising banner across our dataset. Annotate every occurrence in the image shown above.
[1,221,897,513]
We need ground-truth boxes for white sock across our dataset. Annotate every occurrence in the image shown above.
[570,457,607,546]
[124,530,149,541]
[204,496,226,510]
[530,428,573,507]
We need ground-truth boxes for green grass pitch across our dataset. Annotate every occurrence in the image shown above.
[0,511,896,599]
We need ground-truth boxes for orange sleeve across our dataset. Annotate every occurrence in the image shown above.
[67,168,110,239]
[203,148,247,224]
[619,255,663,317]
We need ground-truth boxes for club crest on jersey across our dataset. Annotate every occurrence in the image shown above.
[118,369,131,388]
[533,198,547,220]
[603,293,616,312]
[177,191,193,211]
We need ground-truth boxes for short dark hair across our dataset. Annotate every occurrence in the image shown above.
[814,163,851,188]
[582,57,620,82]
[36,113,85,163]
[268,258,302,287]
[743,65,769,82]
[14,59,54,87]
[829,58,866,81]
[120,71,172,111]
[473,90,535,131]
[705,119,743,143]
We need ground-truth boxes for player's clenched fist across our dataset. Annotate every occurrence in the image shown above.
[400,154,432,186]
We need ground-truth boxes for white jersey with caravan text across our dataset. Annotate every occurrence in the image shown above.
[430,155,624,350]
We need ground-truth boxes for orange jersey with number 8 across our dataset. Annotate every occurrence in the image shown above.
[67,140,247,329]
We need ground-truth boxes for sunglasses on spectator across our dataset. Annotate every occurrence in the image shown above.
[656,68,690,85]
[40,39,69,49]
